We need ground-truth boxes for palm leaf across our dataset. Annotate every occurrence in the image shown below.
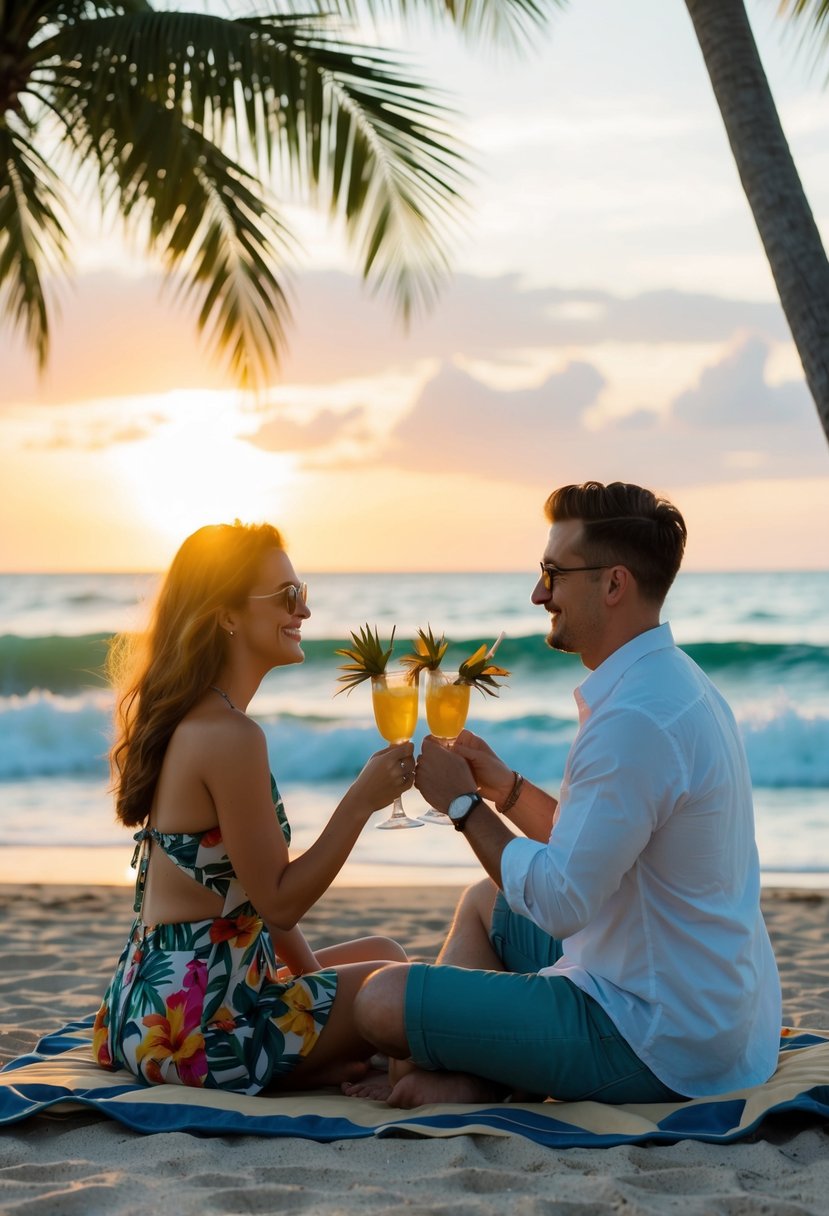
[777,0,829,22]
[5,1,530,378]
[36,20,297,382]
[335,623,396,693]
[776,0,829,67]
[332,0,561,48]
[400,625,448,675]
[457,637,510,696]
[0,124,70,368]
[75,108,292,383]
[34,8,466,357]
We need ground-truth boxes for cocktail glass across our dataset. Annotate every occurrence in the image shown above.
[371,671,423,829]
[419,669,472,825]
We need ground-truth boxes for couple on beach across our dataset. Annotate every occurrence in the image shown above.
[93,480,781,1108]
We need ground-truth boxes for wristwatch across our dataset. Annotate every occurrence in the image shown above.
[447,792,483,832]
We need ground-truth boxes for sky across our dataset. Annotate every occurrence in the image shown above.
[2,0,829,573]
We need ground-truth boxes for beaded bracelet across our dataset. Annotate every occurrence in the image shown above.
[499,771,524,815]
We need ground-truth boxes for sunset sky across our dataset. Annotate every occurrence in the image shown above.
[2,0,828,574]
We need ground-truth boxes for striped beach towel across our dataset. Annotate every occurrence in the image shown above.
[1,1019,827,1146]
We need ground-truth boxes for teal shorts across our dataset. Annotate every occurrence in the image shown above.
[403,893,684,1103]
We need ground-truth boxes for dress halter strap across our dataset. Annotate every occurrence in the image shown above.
[209,685,236,710]
[131,829,152,914]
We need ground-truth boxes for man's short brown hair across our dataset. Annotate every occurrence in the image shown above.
[545,481,687,604]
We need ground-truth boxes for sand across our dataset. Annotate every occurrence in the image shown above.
[1,883,828,1214]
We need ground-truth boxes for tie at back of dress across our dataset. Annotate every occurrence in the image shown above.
[130,774,290,919]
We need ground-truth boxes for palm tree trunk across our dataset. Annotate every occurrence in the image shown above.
[684,0,829,446]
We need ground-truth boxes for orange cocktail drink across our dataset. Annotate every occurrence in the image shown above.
[371,677,419,743]
[425,675,471,741]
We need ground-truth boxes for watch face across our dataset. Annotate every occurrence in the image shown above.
[448,793,480,826]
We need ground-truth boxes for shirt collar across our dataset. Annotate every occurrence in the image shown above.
[575,622,675,723]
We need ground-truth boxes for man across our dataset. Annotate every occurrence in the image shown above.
[348,481,781,1108]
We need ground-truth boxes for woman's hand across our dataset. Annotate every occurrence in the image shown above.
[349,742,415,813]
[271,925,320,977]
[449,730,514,808]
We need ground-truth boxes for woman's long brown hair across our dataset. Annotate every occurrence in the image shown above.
[109,522,284,827]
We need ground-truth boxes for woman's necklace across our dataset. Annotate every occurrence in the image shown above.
[209,685,236,711]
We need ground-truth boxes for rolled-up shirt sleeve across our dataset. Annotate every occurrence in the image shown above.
[501,705,686,940]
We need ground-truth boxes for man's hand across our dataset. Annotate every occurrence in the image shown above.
[414,735,477,813]
[450,730,514,808]
[453,729,557,841]
[416,736,516,887]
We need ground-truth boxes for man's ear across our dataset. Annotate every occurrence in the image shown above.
[605,565,630,604]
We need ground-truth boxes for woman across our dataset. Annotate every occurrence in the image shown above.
[93,521,413,1094]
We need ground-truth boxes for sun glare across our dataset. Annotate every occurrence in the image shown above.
[109,392,297,549]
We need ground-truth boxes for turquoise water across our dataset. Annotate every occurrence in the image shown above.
[0,570,827,884]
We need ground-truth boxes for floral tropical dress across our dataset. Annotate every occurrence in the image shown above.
[93,777,338,1094]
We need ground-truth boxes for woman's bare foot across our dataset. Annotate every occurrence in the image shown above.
[293,1057,371,1089]
[386,1067,506,1108]
[340,1069,393,1100]
[341,1055,416,1101]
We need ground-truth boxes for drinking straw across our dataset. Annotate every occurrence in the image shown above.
[485,631,506,660]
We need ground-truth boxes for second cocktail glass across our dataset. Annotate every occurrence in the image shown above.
[420,668,472,825]
[370,671,423,829]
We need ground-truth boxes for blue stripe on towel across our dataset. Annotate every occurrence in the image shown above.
[2,1017,829,1147]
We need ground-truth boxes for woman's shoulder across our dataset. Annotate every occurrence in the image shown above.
[174,702,267,761]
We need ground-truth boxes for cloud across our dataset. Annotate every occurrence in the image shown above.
[246,406,366,452]
[671,336,814,428]
[0,267,793,406]
[22,412,166,452]
[377,337,826,488]
[656,336,826,480]
[609,409,661,431]
[276,274,791,385]
[390,360,604,454]
[381,360,613,481]
[0,271,234,408]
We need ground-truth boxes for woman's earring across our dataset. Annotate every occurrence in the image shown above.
[228,630,235,638]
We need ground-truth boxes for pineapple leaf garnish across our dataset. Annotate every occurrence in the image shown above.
[335,624,396,695]
[457,637,510,697]
[400,625,448,678]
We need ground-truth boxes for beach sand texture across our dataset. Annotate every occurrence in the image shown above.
[1,883,829,1214]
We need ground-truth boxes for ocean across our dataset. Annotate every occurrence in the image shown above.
[1,570,828,887]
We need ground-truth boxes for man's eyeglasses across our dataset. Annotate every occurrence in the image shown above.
[538,562,609,592]
[248,582,308,613]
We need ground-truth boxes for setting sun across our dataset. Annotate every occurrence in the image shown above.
[107,391,297,548]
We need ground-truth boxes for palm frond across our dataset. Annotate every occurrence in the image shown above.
[163,133,295,385]
[457,639,510,697]
[775,0,829,73]
[35,19,304,382]
[400,625,448,675]
[37,9,466,329]
[280,27,467,317]
[777,0,829,21]
[331,0,563,49]
[108,106,294,383]
[0,124,70,368]
[335,623,396,693]
[7,3,481,378]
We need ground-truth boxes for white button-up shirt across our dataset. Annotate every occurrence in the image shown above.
[501,622,781,1096]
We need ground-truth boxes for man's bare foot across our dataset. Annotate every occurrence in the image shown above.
[386,1067,506,1109]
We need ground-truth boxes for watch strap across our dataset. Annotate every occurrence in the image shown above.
[449,792,483,831]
